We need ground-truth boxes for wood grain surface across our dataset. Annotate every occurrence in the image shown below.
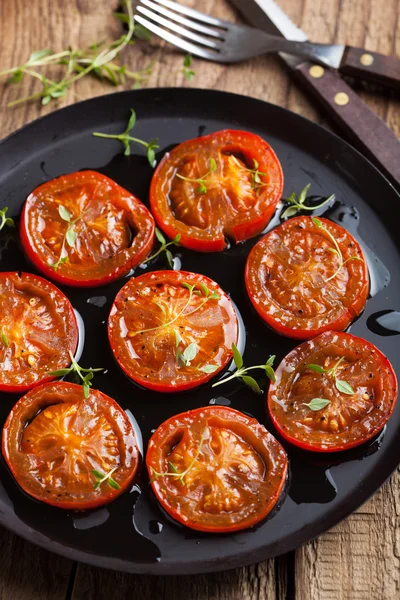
[0,1,399,599]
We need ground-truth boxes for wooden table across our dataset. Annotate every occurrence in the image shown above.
[0,1,399,598]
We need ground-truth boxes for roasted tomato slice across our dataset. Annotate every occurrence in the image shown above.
[0,272,78,393]
[2,382,139,509]
[268,331,398,452]
[245,216,369,339]
[146,406,288,532]
[20,170,155,287]
[108,270,238,392]
[150,130,283,252]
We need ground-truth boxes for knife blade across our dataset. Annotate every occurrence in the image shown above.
[229,0,400,190]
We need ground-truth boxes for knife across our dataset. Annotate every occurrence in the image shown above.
[229,0,400,191]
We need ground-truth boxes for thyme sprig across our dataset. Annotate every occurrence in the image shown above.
[0,2,154,108]
[1,332,8,347]
[281,184,335,219]
[311,217,362,281]
[92,467,121,490]
[149,427,209,485]
[307,357,355,396]
[0,207,14,231]
[142,228,181,268]
[212,343,276,394]
[49,351,104,398]
[303,398,331,411]
[182,54,195,81]
[93,108,159,167]
[241,159,269,194]
[176,158,217,194]
[130,282,220,338]
[49,204,81,270]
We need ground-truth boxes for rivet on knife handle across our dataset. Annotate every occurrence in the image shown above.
[294,62,400,191]
[339,47,400,91]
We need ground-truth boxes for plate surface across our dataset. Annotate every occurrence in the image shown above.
[0,88,399,575]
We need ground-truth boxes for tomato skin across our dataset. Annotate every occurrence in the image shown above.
[20,170,155,287]
[150,129,283,252]
[146,406,288,533]
[108,270,238,393]
[2,382,139,509]
[267,331,398,452]
[245,216,369,339]
[0,271,78,393]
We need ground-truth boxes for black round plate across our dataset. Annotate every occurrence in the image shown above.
[0,88,399,575]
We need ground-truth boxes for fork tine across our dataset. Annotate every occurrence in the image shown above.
[136,6,221,49]
[134,15,216,60]
[149,0,230,28]
[139,0,225,39]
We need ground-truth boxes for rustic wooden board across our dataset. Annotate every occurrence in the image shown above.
[0,1,399,599]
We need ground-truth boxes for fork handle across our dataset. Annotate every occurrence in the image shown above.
[339,46,400,90]
[293,62,400,191]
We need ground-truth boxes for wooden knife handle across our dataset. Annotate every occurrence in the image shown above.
[293,62,400,191]
[339,47,400,91]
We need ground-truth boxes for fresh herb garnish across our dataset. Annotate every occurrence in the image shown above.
[176,158,217,194]
[1,332,8,348]
[307,357,355,396]
[177,341,198,367]
[281,184,335,219]
[93,108,159,167]
[0,207,14,232]
[182,54,195,81]
[49,204,81,270]
[303,398,331,411]
[0,2,156,107]
[149,427,209,486]
[49,352,104,398]
[240,159,269,195]
[92,467,121,490]
[212,344,276,394]
[142,228,181,268]
[311,217,363,281]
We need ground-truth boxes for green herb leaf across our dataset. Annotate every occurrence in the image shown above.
[66,227,77,247]
[312,217,323,228]
[181,282,195,292]
[281,205,299,219]
[48,368,72,376]
[231,343,243,369]
[335,379,354,395]
[265,365,276,383]
[153,300,166,318]
[266,355,275,367]
[200,283,210,297]
[183,54,192,68]
[133,23,151,41]
[303,398,331,411]
[209,158,217,172]
[174,329,180,348]
[28,49,52,63]
[253,159,259,169]
[242,375,261,394]
[182,342,198,365]
[199,364,219,374]
[298,183,311,206]
[125,108,136,133]
[307,363,325,374]
[155,227,166,245]
[107,478,121,490]
[165,249,173,267]
[1,332,8,347]
[196,183,207,194]
[58,205,72,222]
[8,69,23,84]
[168,461,178,473]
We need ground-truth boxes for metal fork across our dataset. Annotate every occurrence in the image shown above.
[134,0,344,68]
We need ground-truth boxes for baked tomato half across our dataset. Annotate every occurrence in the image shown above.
[2,382,139,509]
[146,406,288,532]
[150,129,283,252]
[245,216,369,339]
[20,170,155,287]
[0,272,78,393]
[108,270,238,392]
[268,331,397,452]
